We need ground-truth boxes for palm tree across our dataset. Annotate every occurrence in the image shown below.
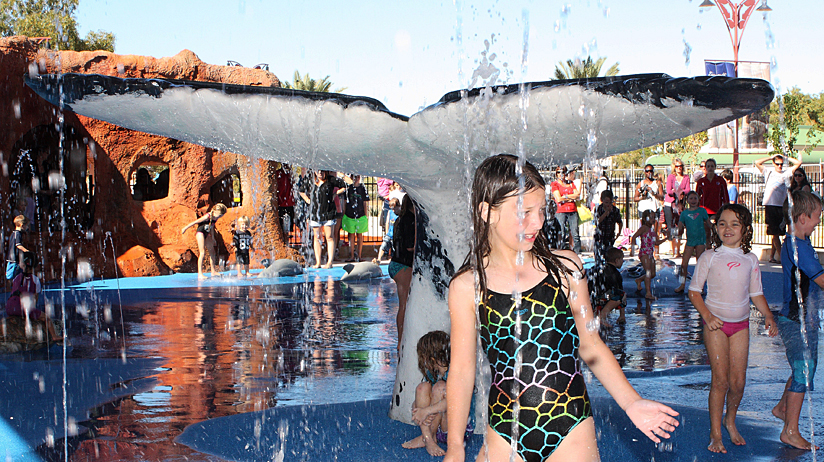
[281,71,346,93]
[553,56,619,80]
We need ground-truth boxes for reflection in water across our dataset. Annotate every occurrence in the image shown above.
[29,278,754,460]
[601,298,707,371]
[46,277,398,461]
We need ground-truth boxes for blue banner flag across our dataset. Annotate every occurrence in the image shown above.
[705,61,735,77]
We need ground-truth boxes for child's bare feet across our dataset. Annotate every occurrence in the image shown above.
[780,428,820,450]
[617,314,626,324]
[322,263,333,269]
[198,274,207,280]
[708,435,727,453]
[402,435,426,450]
[311,264,321,269]
[724,417,746,446]
[645,292,656,300]
[635,279,643,291]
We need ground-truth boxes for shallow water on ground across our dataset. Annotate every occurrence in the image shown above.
[0,269,816,461]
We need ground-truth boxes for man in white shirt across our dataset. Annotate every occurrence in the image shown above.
[756,154,802,263]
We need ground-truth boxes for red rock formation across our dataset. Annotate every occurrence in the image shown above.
[0,36,299,280]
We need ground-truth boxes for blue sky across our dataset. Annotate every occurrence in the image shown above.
[75,0,821,116]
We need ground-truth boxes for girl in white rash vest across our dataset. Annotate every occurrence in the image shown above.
[688,203,778,454]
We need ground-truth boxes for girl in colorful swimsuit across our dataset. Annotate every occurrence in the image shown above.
[688,203,778,454]
[444,154,679,462]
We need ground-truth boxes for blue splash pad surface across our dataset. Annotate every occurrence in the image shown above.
[48,265,384,292]
[4,260,821,461]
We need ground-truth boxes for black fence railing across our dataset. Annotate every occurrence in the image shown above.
[286,166,824,251]
[600,165,824,249]
[286,177,385,247]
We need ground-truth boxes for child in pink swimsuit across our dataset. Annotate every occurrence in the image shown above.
[688,203,777,454]
[630,210,666,300]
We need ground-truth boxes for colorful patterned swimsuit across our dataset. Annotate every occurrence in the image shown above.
[479,273,592,462]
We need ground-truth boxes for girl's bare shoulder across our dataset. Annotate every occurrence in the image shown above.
[449,270,475,294]
[550,250,583,273]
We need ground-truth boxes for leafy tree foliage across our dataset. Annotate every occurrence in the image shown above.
[281,70,346,93]
[765,88,823,155]
[553,56,619,80]
[0,0,115,52]
[611,132,708,168]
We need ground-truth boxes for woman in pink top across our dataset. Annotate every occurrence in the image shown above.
[665,158,690,258]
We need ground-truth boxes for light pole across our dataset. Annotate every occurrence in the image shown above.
[700,0,772,182]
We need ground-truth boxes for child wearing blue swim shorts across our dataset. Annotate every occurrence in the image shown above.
[772,190,822,451]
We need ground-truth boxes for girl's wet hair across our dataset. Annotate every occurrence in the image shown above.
[417,330,450,378]
[711,203,753,253]
[455,154,574,297]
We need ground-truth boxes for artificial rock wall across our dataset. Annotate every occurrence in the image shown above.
[0,36,296,280]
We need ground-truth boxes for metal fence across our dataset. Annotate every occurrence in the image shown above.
[596,164,824,248]
[286,165,824,250]
[286,177,385,247]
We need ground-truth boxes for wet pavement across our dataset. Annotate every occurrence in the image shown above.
[0,259,821,461]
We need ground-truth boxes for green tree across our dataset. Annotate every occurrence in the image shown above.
[611,131,708,169]
[281,70,346,93]
[553,56,619,80]
[0,0,115,52]
[765,88,821,155]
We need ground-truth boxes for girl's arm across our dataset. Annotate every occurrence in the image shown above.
[411,390,448,425]
[688,290,723,330]
[299,191,311,204]
[629,225,646,257]
[443,273,478,462]
[181,214,209,234]
[687,254,723,330]
[750,295,778,337]
[557,250,679,442]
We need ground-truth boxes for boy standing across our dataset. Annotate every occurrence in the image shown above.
[6,215,30,282]
[595,190,622,260]
[232,216,254,277]
[773,190,822,451]
[342,174,370,262]
[373,198,399,264]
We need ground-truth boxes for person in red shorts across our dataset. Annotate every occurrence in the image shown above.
[696,158,729,241]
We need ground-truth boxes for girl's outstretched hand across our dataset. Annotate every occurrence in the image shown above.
[625,399,680,444]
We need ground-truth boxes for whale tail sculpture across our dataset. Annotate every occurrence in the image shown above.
[25,72,773,424]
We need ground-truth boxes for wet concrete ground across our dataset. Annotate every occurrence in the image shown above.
[1,259,821,461]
